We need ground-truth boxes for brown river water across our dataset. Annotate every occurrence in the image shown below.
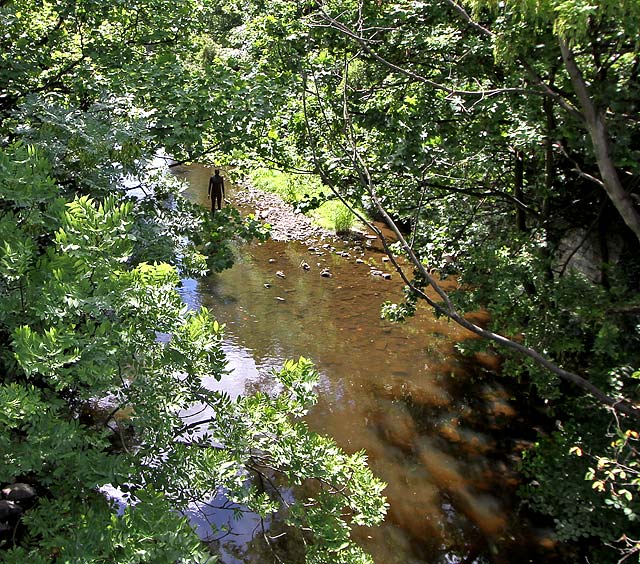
[174,165,561,564]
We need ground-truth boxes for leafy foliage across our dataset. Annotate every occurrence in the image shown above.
[0,2,387,562]
[204,0,640,559]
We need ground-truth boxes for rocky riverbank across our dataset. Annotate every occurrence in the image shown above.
[230,179,395,281]
[232,179,333,244]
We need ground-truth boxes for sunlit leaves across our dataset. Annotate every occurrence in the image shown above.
[56,196,134,267]
[0,144,59,206]
[1,1,386,561]
[201,358,388,560]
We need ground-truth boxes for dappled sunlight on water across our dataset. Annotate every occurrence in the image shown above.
[174,166,560,563]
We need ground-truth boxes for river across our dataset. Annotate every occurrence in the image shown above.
[174,165,560,564]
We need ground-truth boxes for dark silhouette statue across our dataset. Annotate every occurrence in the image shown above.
[208,169,225,214]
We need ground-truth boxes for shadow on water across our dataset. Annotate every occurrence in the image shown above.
[174,164,562,564]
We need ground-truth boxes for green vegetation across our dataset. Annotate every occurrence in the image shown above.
[200,0,640,561]
[248,167,363,233]
[310,200,359,234]
[0,2,387,562]
[3,0,640,561]
[248,168,324,204]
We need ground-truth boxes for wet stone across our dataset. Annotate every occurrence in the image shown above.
[0,500,22,520]
[2,483,36,502]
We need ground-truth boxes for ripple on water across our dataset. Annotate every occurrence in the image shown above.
[174,163,562,563]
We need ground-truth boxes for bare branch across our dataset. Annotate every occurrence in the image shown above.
[300,62,640,421]
[560,38,640,245]
[437,0,495,38]
[311,8,539,104]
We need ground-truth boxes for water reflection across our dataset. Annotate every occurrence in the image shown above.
[175,165,557,563]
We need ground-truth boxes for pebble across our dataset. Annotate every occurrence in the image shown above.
[355,258,365,264]
[382,273,392,280]
[268,258,276,263]
[276,296,286,302]
[276,271,286,278]
[263,283,271,289]
[370,270,383,276]
[320,268,333,278]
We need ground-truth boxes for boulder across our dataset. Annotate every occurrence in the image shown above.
[0,500,22,520]
[2,483,36,502]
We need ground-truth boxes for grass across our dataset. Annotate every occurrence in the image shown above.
[247,167,367,234]
[311,200,360,234]
[248,168,325,204]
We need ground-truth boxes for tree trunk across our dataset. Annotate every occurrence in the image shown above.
[559,38,640,246]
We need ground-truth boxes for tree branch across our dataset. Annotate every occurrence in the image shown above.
[559,38,640,245]
[311,8,539,104]
[301,62,640,421]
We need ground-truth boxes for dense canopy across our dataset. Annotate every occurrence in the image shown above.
[1,0,639,562]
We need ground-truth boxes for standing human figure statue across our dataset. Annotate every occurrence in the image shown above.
[208,169,225,214]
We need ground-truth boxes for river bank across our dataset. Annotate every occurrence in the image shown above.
[232,178,333,244]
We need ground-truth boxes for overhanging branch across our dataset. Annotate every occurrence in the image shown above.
[300,62,640,421]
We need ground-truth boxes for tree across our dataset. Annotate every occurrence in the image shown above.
[208,0,640,559]
[0,1,387,562]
